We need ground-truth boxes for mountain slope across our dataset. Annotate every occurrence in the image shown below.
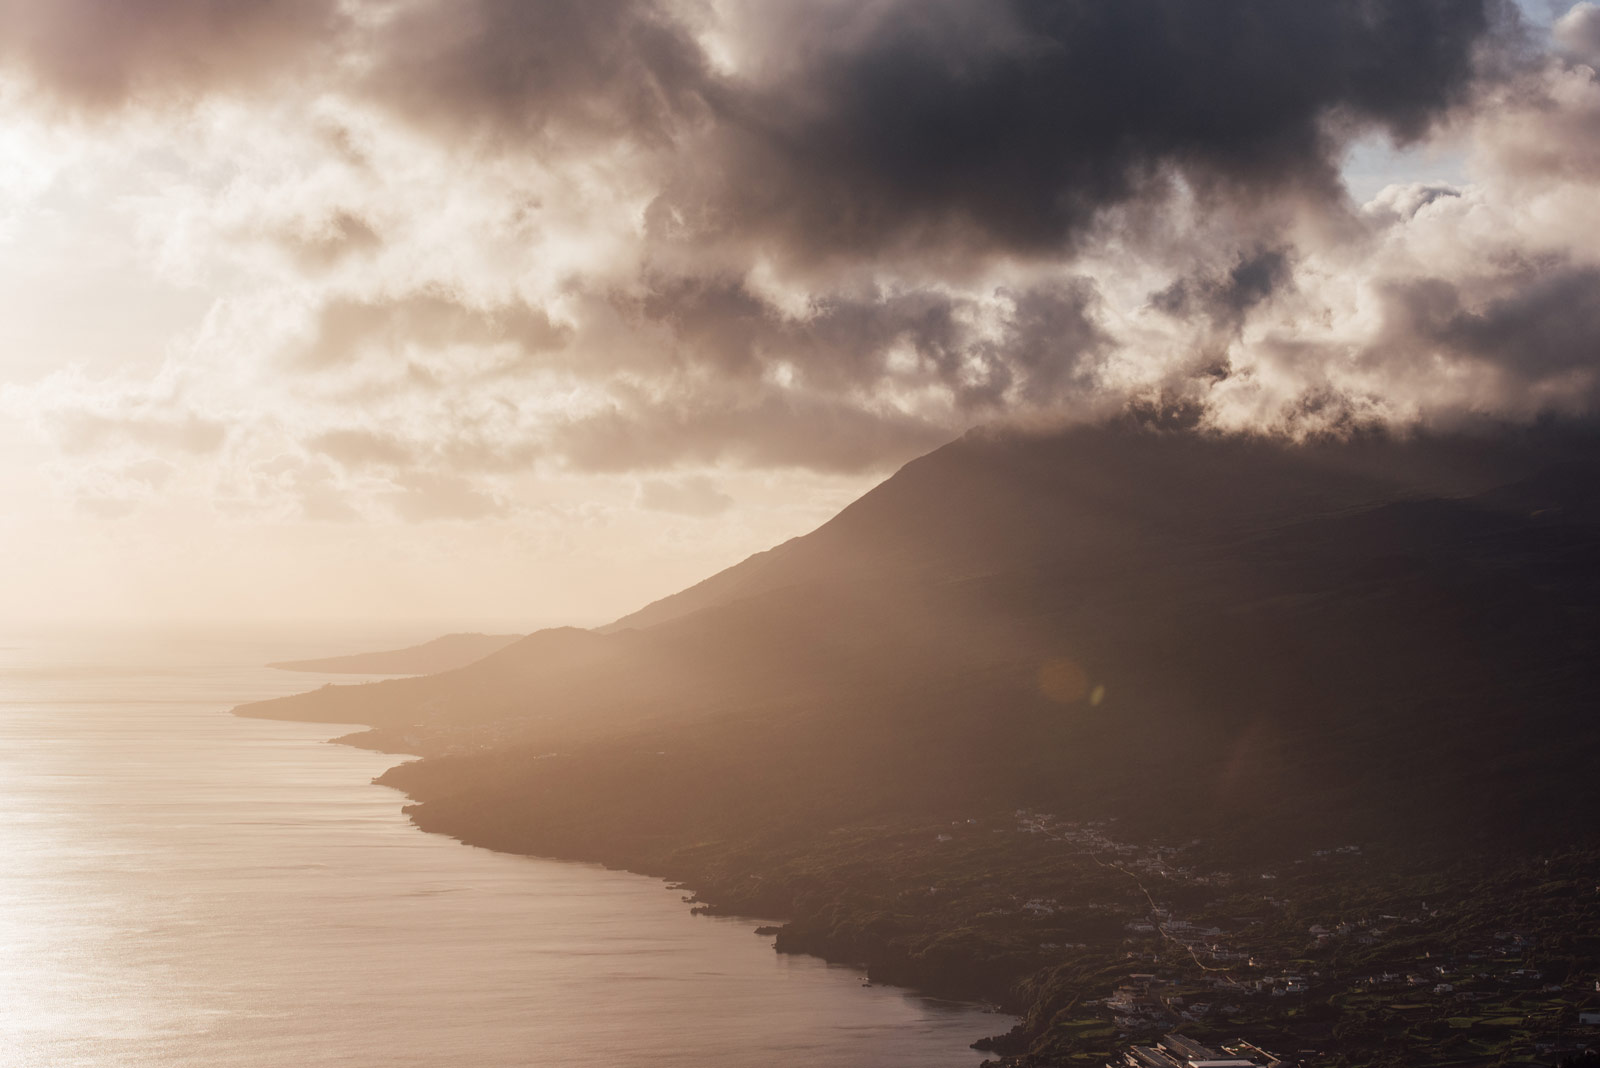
[240,419,1600,853]
[237,418,1600,1068]
[600,420,1590,632]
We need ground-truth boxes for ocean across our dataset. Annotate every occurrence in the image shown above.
[0,626,1007,1067]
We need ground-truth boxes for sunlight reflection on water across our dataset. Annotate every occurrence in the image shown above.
[0,631,1008,1068]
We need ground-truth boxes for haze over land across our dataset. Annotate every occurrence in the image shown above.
[268,632,522,674]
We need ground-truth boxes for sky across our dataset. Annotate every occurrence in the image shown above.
[1,0,1598,630]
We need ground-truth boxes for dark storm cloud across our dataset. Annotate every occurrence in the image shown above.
[1370,264,1600,403]
[975,282,1111,405]
[617,272,1106,409]
[1151,249,1293,331]
[623,274,968,390]
[308,0,1514,261]
[1439,266,1600,381]
[1433,265,1600,382]
[659,0,1509,261]
[2,0,1506,218]
[0,0,344,106]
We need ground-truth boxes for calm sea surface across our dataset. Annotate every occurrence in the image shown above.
[0,628,1008,1068]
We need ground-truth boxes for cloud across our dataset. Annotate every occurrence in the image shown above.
[12,372,231,458]
[609,270,1108,409]
[63,458,177,520]
[232,453,364,523]
[1425,264,1600,397]
[1150,249,1293,333]
[277,210,382,270]
[1361,182,1464,224]
[986,282,1113,405]
[0,0,346,107]
[385,470,508,522]
[75,494,139,520]
[366,0,710,148]
[308,428,415,468]
[636,475,733,517]
[1471,49,1600,182]
[554,391,954,474]
[12,0,1600,501]
[1555,2,1600,64]
[648,0,1509,264]
[54,410,226,455]
[301,290,570,369]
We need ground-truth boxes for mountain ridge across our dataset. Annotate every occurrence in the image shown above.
[598,419,1597,634]
[237,418,1600,851]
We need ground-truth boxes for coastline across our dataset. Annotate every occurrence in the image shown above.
[238,701,1600,1068]
[300,719,1023,1057]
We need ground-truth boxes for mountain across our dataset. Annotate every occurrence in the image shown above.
[237,419,1600,853]
[268,632,522,674]
[236,418,1600,1065]
[599,421,1563,633]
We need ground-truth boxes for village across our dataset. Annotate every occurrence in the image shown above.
[987,811,1600,1066]
[1107,1032,1292,1068]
